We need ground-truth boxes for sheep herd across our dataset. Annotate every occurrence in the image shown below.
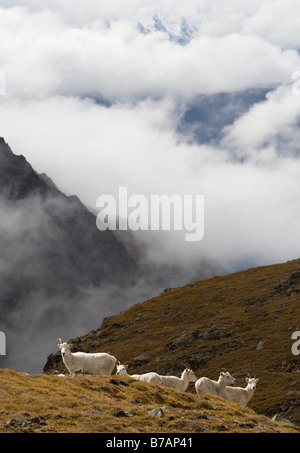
[57,338,259,407]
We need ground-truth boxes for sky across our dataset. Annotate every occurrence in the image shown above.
[1,0,300,272]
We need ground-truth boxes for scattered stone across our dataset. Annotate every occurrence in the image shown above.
[190,422,206,433]
[216,424,229,432]
[131,354,150,367]
[272,414,295,426]
[9,417,46,428]
[113,410,133,418]
[192,329,203,340]
[196,412,212,420]
[171,420,206,432]
[130,400,141,405]
[202,325,233,341]
[93,406,102,413]
[275,272,300,297]
[110,379,130,387]
[147,408,164,417]
[96,331,107,339]
[238,422,256,429]
[165,341,176,351]
[74,369,91,375]
[284,360,299,372]
[286,391,300,397]
[256,340,264,351]
[161,406,172,411]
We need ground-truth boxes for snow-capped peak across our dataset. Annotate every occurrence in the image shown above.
[137,12,200,45]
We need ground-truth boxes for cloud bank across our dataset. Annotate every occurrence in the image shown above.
[0,0,300,273]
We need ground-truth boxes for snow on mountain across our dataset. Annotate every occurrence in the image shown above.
[137,12,201,45]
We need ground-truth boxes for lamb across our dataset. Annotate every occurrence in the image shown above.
[195,370,236,397]
[57,338,117,376]
[116,362,162,385]
[159,366,198,392]
[222,376,259,407]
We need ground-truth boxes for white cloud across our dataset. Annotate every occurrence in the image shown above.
[0,0,203,25]
[223,84,300,157]
[0,5,299,102]
[1,1,300,272]
[1,94,300,272]
[244,0,300,49]
[2,0,300,53]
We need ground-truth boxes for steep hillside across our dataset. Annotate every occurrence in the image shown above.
[45,259,300,426]
[0,369,297,433]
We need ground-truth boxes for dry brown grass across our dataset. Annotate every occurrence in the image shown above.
[0,369,298,433]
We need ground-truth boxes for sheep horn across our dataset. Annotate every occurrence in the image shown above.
[183,362,190,369]
[57,338,63,344]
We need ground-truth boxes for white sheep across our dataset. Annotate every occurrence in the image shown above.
[159,367,198,392]
[57,338,117,376]
[116,362,162,385]
[222,376,259,407]
[195,370,236,397]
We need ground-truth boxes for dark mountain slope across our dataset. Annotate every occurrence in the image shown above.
[0,138,137,372]
[0,137,136,287]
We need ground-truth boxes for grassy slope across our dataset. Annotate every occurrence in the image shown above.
[46,258,300,426]
[0,369,297,433]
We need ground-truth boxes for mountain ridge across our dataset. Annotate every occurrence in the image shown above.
[44,257,300,426]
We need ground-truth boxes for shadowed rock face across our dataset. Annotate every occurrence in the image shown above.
[0,137,48,200]
[0,138,137,290]
[0,138,137,372]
